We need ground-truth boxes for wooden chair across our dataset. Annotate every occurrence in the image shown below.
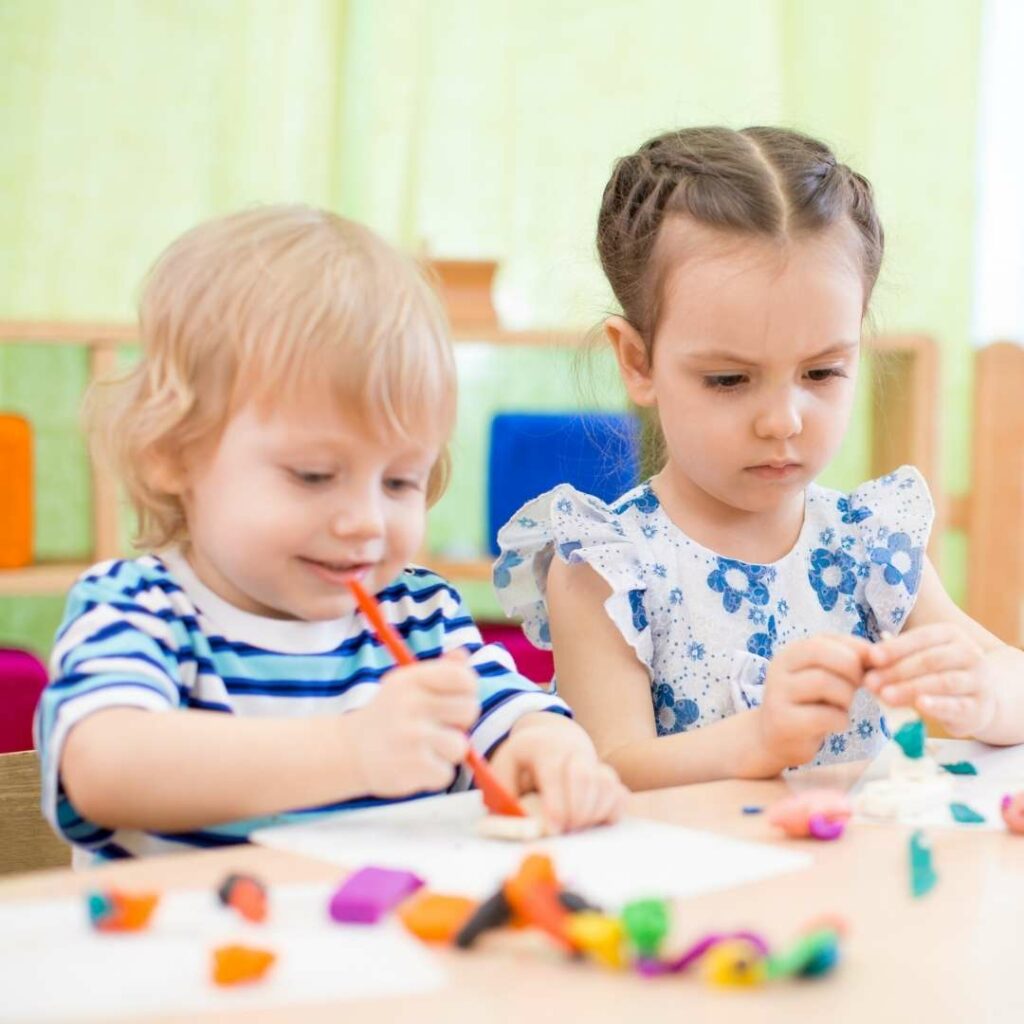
[0,750,71,875]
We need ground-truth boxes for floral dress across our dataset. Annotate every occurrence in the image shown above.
[494,465,934,766]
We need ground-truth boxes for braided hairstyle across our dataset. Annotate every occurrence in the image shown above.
[597,126,884,343]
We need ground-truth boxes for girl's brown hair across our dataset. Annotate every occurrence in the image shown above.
[597,125,884,343]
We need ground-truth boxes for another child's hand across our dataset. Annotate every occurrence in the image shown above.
[353,650,479,796]
[759,635,869,768]
[489,713,628,833]
[863,624,997,738]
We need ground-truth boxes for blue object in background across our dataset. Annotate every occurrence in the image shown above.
[487,411,640,555]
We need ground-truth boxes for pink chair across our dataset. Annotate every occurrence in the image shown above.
[478,623,554,689]
[0,648,48,754]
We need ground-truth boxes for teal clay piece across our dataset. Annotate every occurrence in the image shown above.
[949,802,986,824]
[940,761,978,775]
[893,719,925,759]
[621,899,670,958]
[909,830,937,898]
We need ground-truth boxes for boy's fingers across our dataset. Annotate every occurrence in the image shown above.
[430,725,469,765]
[426,693,479,730]
[417,661,478,696]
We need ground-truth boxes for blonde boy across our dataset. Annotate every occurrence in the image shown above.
[35,206,625,859]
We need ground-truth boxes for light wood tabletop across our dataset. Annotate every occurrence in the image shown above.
[2,770,1022,1024]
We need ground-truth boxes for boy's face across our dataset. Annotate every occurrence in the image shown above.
[178,397,439,620]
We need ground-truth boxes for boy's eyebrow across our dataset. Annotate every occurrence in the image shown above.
[682,339,860,365]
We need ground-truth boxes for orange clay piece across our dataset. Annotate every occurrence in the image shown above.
[504,878,575,951]
[95,891,160,932]
[212,944,276,986]
[398,892,477,943]
[229,877,268,923]
[504,853,560,928]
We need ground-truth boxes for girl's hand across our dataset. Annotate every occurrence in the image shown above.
[864,624,997,738]
[489,713,628,833]
[759,635,869,768]
[353,650,479,796]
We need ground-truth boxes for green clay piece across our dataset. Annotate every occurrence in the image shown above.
[893,719,926,759]
[764,928,840,980]
[949,802,986,824]
[621,899,670,958]
[941,761,978,776]
[909,830,937,898]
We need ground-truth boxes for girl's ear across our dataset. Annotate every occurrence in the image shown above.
[605,315,656,407]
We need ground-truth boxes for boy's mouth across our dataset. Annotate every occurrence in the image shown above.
[298,557,374,585]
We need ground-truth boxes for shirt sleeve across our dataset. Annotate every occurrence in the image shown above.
[34,567,184,851]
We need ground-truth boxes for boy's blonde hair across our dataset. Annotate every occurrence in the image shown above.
[87,205,456,550]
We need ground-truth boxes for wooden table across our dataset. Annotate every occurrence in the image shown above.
[2,772,1021,1023]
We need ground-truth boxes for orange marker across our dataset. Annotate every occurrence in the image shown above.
[347,579,527,817]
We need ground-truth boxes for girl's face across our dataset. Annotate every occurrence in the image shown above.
[614,225,865,517]
[176,396,439,620]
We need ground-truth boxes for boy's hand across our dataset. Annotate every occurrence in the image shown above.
[758,635,869,768]
[864,624,997,738]
[353,650,479,796]
[489,713,628,833]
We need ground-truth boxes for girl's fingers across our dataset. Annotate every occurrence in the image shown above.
[869,624,964,669]
[865,644,969,690]
[794,703,852,740]
[915,695,974,733]
[878,670,976,706]
[787,638,866,684]
[789,669,858,710]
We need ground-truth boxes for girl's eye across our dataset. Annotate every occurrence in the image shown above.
[805,367,847,383]
[703,374,747,390]
[290,469,334,486]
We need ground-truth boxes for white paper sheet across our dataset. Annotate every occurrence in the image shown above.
[0,882,443,1022]
[252,791,811,904]
[851,738,1024,829]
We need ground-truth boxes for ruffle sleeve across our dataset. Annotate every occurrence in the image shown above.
[494,484,654,671]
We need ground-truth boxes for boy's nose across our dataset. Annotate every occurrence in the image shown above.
[329,494,386,542]
[754,389,802,440]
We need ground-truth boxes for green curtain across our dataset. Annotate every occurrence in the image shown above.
[0,0,982,654]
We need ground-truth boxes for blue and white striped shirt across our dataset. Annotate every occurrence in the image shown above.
[35,550,568,860]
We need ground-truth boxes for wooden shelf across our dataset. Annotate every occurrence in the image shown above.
[0,562,91,596]
[418,557,494,583]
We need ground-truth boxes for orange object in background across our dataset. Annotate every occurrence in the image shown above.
[0,414,32,568]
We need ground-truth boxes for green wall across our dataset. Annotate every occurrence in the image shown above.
[0,0,982,654]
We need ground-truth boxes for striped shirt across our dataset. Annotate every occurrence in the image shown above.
[35,550,568,860]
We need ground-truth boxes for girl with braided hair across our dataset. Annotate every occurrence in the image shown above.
[495,126,1024,788]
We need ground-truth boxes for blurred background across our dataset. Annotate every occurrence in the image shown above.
[1,0,1021,666]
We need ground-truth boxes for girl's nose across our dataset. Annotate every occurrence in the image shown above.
[754,388,802,440]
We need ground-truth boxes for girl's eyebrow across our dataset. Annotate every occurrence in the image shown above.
[682,339,859,365]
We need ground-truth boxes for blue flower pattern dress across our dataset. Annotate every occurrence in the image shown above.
[494,465,933,766]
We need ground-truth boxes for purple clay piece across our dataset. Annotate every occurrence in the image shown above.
[644,930,771,975]
[807,813,846,841]
[328,866,425,924]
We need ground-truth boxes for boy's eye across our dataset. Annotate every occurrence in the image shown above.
[290,469,334,486]
[385,477,422,494]
[805,367,846,383]
[703,373,747,390]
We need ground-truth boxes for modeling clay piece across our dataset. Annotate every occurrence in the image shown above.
[1001,792,1024,834]
[768,790,851,840]
[328,866,424,924]
[766,927,841,979]
[453,890,512,948]
[909,830,937,898]
[702,938,768,987]
[217,873,268,923]
[622,899,670,958]
[636,931,770,977]
[949,802,986,824]
[742,805,764,815]
[565,912,626,969]
[212,944,276,986]
[476,814,546,841]
[558,891,602,913]
[87,889,160,932]
[398,892,477,943]
[893,719,926,759]
[941,761,978,775]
